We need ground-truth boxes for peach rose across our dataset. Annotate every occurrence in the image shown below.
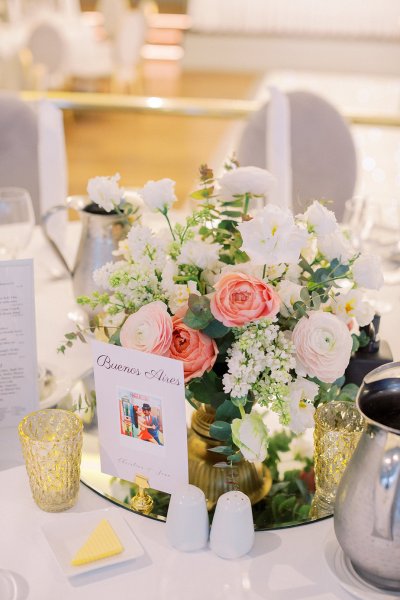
[120,301,173,356]
[169,309,218,382]
[210,272,280,327]
[292,311,353,383]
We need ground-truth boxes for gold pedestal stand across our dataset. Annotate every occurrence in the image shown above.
[130,474,154,515]
[189,405,272,509]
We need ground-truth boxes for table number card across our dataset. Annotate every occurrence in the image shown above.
[0,260,39,427]
[92,340,189,494]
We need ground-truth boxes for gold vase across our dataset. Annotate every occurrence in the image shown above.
[188,404,272,509]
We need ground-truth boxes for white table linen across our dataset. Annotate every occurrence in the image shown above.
[1,223,398,599]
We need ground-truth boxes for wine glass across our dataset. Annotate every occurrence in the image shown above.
[0,188,35,259]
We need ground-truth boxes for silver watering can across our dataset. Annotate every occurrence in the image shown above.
[42,196,131,301]
[335,361,400,591]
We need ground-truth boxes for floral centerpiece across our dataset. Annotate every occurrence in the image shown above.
[60,162,383,469]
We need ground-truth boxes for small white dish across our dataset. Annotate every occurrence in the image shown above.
[0,570,19,600]
[324,537,400,600]
[41,508,144,577]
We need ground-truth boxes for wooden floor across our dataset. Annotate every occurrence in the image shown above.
[64,69,261,205]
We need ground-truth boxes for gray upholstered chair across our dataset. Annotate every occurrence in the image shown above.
[0,94,67,223]
[237,90,357,221]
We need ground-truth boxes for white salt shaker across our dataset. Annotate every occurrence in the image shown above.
[166,484,209,551]
[210,491,254,559]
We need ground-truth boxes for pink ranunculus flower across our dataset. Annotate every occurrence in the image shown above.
[120,301,173,356]
[210,272,280,327]
[292,311,353,384]
[169,309,218,383]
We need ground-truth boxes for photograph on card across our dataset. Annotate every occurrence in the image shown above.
[119,388,164,447]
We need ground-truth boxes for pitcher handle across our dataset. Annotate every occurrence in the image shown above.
[41,205,73,276]
[373,444,400,540]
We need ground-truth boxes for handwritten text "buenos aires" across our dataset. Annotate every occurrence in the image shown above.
[96,354,181,386]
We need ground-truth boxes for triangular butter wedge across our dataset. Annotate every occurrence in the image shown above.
[71,519,124,566]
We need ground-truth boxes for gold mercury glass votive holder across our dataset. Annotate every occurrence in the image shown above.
[311,400,365,519]
[18,409,83,512]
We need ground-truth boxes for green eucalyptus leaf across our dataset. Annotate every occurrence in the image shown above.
[215,399,241,422]
[311,291,321,309]
[333,264,350,277]
[210,421,232,441]
[300,288,310,302]
[208,445,234,455]
[351,334,360,353]
[330,258,340,270]
[188,370,226,406]
[338,383,359,402]
[313,268,329,283]
[227,453,242,463]
[108,330,121,346]
[202,319,230,338]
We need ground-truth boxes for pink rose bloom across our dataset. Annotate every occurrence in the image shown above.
[169,309,218,382]
[292,311,353,383]
[210,272,280,327]
[120,301,173,356]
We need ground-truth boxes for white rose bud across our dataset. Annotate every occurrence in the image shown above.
[87,173,123,212]
[219,166,275,199]
[302,200,338,236]
[231,413,269,463]
[139,178,176,212]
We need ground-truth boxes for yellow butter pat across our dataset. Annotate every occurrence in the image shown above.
[71,519,124,566]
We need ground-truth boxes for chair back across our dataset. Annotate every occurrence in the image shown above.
[0,94,68,223]
[0,95,40,220]
[237,90,357,220]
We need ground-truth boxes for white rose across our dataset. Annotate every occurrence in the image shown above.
[285,264,302,283]
[318,231,354,264]
[287,377,318,434]
[301,201,338,236]
[292,311,353,383]
[87,173,123,212]
[238,205,308,266]
[139,178,176,212]
[218,166,275,199]
[330,289,375,327]
[352,254,384,290]
[300,235,318,264]
[178,239,221,271]
[277,280,303,307]
[231,413,269,463]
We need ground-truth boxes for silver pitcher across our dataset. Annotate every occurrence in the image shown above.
[42,196,131,300]
[334,361,400,591]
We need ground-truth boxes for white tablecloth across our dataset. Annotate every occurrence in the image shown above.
[2,466,352,600]
[1,224,399,599]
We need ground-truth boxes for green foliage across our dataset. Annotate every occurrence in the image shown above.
[263,430,293,481]
[187,370,227,405]
[210,420,232,442]
[183,294,213,330]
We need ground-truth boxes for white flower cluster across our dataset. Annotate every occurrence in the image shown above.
[93,260,165,312]
[223,319,296,407]
[126,224,167,272]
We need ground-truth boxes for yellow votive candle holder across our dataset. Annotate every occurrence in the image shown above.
[312,400,364,518]
[18,409,83,512]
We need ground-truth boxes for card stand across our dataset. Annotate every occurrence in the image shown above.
[130,474,154,515]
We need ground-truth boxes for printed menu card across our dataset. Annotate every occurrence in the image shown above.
[0,260,38,427]
[92,340,189,494]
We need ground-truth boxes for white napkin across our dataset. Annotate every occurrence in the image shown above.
[36,99,68,248]
[266,85,293,210]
